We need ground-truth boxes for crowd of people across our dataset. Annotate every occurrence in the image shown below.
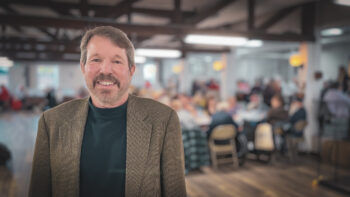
[131,66,350,159]
[129,77,311,158]
[1,66,349,152]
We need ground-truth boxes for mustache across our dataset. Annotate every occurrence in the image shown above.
[93,74,120,88]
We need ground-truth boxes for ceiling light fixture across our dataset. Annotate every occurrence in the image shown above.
[321,28,343,36]
[0,57,14,68]
[245,40,263,47]
[334,0,350,6]
[184,34,248,46]
[135,49,182,58]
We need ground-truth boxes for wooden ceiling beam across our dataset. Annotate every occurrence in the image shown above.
[0,4,58,40]
[301,2,316,37]
[80,0,89,17]
[4,0,196,20]
[131,8,195,19]
[0,14,314,41]
[0,53,78,62]
[257,4,300,31]
[247,0,255,31]
[173,0,182,23]
[184,0,236,25]
[94,0,139,18]
[0,4,23,32]
[0,39,230,54]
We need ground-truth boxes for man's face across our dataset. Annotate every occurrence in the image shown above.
[271,97,280,108]
[81,35,135,107]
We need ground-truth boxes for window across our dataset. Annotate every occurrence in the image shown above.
[0,67,9,86]
[143,63,157,84]
[37,65,59,90]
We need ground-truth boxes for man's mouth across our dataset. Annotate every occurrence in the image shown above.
[93,74,121,88]
[97,80,116,86]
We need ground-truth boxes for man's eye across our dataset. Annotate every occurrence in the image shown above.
[92,59,101,62]
[113,60,122,64]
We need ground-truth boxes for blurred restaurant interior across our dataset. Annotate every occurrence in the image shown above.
[1,0,350,196]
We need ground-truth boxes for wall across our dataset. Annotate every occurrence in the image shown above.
[8,65,26,93]
[320,43,350,80]
[7,62,85,99]
[226,46,296,97]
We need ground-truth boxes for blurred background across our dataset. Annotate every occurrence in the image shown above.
[0,0,350,196]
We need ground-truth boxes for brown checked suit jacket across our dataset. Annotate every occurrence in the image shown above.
[29,94,186,197]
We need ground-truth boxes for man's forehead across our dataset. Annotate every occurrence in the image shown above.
[86,36,127,57]
[88,35,122,48]
[88,52,125,59]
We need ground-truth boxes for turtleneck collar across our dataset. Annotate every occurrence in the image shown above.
[88,98,128,119]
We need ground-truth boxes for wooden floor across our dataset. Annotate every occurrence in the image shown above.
[0,112,39,197]
[186,158,348,197]
[0,112,348,197]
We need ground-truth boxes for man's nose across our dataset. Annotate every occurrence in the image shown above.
[100,60,113,74]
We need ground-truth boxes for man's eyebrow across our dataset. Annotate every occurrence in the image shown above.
[113,54,125,59]
[88,53,100,58]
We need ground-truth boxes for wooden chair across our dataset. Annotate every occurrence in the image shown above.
[287,120,308,161]
[209,124,239,169]
[254,123,274,152]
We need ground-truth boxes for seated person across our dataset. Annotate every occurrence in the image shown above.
[170,98,200,131]
[227,96,240,117]
[205,96,217,116]
[246,93,268,111]
[267,94,289,126]
[288,96,307,138]
[323,82,350,119]
[266,94,289,153]
[207,101,239,144]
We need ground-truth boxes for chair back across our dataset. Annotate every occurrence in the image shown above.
[210,124,236,141]
[293,120,307,132]
[254,123,274,151]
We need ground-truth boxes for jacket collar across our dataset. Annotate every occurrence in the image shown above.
[125,94,153,197]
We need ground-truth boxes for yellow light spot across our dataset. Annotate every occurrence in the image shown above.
[213,61,225,71]
[172,64,183,73]
[289,54,303,67]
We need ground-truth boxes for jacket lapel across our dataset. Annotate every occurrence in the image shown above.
[57,97,89,196]
[125,95,152,197]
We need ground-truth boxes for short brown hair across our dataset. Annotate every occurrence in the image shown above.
[80,26,135,70]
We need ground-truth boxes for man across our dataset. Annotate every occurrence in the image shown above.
[266,94,288,125]
[29,26,186,197]
[324,82,350,119]
[206,101,239,143]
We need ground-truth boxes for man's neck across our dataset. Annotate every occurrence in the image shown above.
[91,94,129,109]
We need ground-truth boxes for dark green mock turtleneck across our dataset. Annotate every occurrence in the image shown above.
[80,98,127,197]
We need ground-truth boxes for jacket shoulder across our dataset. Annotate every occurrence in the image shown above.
[132,95,175,120]
[42,98,88,122]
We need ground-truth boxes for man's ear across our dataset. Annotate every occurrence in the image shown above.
[80,62,85,74]
[130,65,136,76]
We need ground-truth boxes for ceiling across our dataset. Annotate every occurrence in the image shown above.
[0,0,350,62]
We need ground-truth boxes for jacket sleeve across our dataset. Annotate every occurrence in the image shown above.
[161,110,187,197]
[29,113,52,197]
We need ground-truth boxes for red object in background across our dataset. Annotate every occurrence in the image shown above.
[0,86,10,102]
[11,98,22,110]
[207,80,220,91]
[208,83,219,90]
[145,81,152,89]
